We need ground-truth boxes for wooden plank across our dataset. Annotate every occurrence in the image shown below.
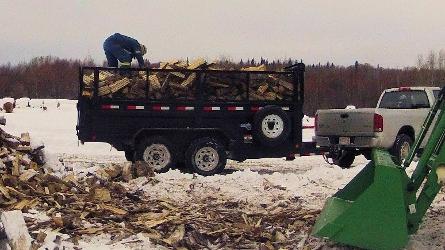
[98,78,130,96]
[187,58,206,69]
[170,71,186,78]
[241,64,266,71]
[1,210,32,250]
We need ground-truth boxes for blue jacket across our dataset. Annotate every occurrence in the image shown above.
[104,33,144,67]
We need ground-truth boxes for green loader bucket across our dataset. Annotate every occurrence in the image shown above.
[312,149,413,250]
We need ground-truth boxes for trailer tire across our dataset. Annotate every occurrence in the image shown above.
[334,151,355,169]
[391,134,413,164]
[135,136,174,173]
[186,137,226,176]
[253,106,291,147]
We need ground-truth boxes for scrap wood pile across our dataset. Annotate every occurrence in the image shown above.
[82,59,294,102]
[0,146,323,249]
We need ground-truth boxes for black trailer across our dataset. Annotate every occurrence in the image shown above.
[77,63,316,175]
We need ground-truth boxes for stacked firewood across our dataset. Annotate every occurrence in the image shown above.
[81,59,294,101]
[0,128,45,183]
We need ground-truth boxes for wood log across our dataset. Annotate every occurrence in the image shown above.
[98,78,130,96]
[122,162,133,182]
[98,71,113,81]
[19,133,30,146]
[269,75,293,90]
[180,73,197,87]
[1,210,32,250]
[83,74,94,85]
[257,84,269,95]
[149,75,161,90]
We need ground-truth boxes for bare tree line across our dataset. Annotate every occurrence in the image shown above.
[0,54,443,115]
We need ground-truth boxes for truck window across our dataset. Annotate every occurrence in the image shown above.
[379,90,430,109]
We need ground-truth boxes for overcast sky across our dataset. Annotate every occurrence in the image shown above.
[1,0,444,67]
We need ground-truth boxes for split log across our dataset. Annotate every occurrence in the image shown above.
[180,73,197,88]
[241,64,266,71]
[187,58,206,69]
[19,133,30,146]
[0,210,32,250]
[149,75,161,90]
[122,162,133,182]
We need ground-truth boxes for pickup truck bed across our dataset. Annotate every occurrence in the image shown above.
[315,86,441,168]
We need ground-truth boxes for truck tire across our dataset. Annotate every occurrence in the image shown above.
[253,106,291,147]
[185,137,227,176]
[135,136,174,173]
[334,151,355,169]
[391,134,413,164]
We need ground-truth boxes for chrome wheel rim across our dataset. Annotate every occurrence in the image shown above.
[143,144,171,170]
[195,147,219,171]
[261,114,284,139]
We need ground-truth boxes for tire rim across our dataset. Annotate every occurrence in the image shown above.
[261,114,284,139]
[400,141,411,161]
[194,146,219,171]
[143,144,171,170]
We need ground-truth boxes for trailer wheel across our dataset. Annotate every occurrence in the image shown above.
[135,136,174,172]
[253,106,291,147]
[334,150,355,169]
[186,137,226,176]
[391,134,413,164]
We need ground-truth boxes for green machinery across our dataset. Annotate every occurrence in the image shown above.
[312,87,445,249]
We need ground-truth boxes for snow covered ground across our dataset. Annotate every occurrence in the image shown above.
[2,99,445,249]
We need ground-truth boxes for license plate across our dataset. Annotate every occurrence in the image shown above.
[339,137,351,145]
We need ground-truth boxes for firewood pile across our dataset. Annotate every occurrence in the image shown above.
[0,131,323,250]
[1,164,323,249]
[82,59,294,102]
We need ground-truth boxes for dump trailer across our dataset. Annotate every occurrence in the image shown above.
[77,63,320,175]
[312,86,445,249]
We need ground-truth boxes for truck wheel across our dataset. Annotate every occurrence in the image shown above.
[391,134,413,164]
[334,151,355,169]
[186,137,227,176]
[253,106,291,147]
[124,150,135,162]
[136,136,174,173]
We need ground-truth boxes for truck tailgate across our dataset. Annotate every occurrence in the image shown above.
[317,108,376,136]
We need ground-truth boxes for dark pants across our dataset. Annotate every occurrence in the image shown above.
[103,39,132,67]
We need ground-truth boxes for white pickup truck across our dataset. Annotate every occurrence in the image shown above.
[315,86,441,168]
